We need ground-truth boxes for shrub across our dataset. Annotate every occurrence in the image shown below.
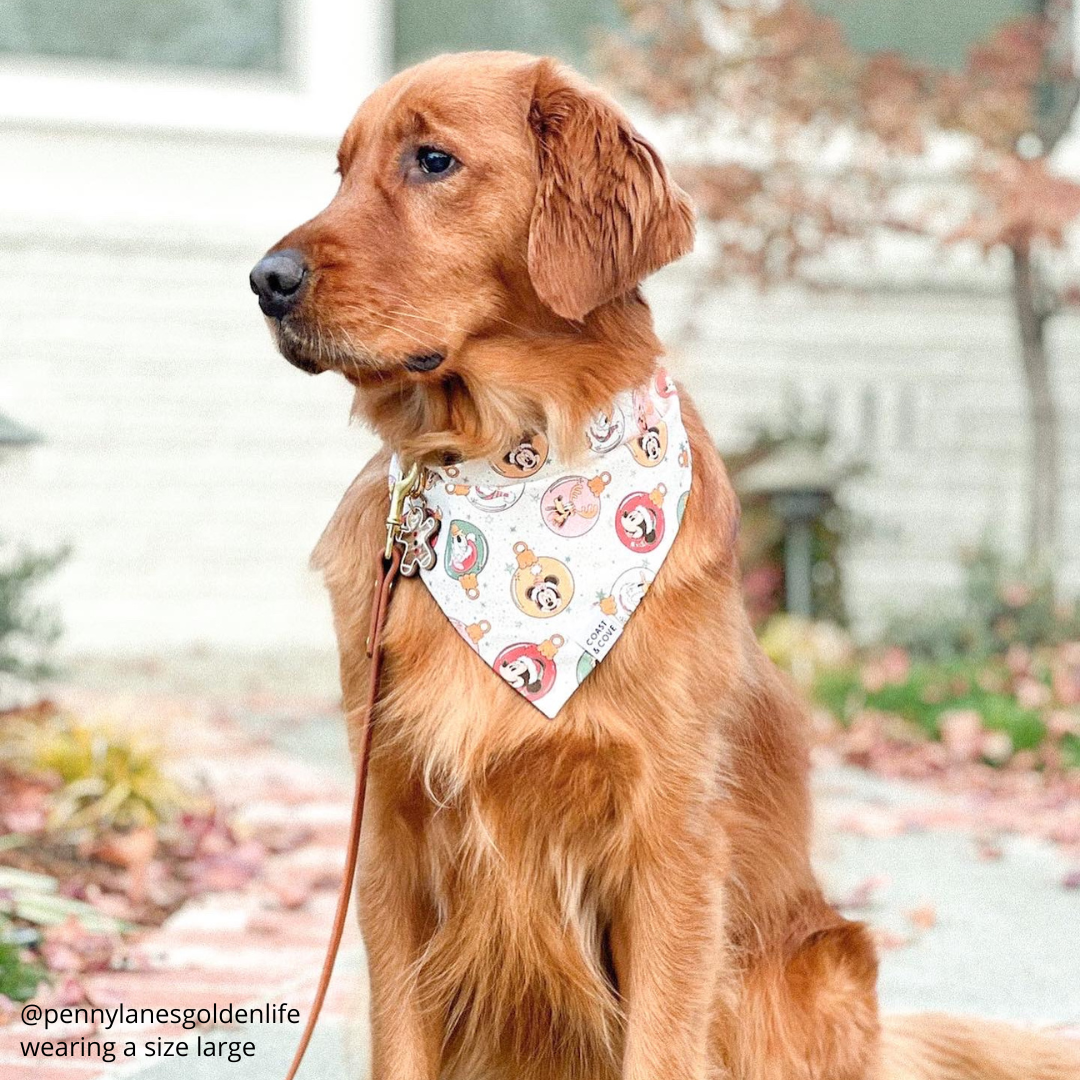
[2,710,190,834]
[815,659,1047,752]
[0,541,68,684]
[0,937,47,1002]
[887,543,1080,662]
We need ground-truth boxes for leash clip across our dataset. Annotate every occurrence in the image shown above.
[385,461,440,577]
[385,460,422,561]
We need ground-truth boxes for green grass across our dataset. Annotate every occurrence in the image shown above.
[0,938,47,1002]
[813,660,1047,751]
[1063,734,1080,769]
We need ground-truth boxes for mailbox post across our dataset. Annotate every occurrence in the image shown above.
[738,443,841,620]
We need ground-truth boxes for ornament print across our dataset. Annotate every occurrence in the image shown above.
[388,366,692,718]
[444,519,488,598]
[494,636,564,702]
[491,433,549,478]
[511,542,575,619]
[541,472,611,536]
[451,618,491,651]
[464,483,523,513]
[601,566,654,624]
[628,388,669,468]
[586,406,625,453]
[616,487,667,554]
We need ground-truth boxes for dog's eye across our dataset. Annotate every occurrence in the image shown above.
[416,147,457,176]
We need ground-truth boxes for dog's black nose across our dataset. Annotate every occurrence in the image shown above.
[250,249,307,318]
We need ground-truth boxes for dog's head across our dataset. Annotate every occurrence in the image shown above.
[251,51,694,457]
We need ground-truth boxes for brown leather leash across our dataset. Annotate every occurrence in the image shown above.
[283,464,425,1080]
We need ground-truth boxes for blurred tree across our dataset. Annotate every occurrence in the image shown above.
[0,543,66,686]
[604,0,1080,585]
[0,410,62,689]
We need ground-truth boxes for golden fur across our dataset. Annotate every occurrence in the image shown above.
[258,50,1080,1080]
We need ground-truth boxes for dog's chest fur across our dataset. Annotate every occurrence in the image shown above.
[367,584,661,1074]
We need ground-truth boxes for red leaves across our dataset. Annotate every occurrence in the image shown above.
[678,162,764,222]
[40,917,115,975]
[818,703,1080,872]
[0,772,54,835]
[949,159,1080,252]
[906,904,938,931]
[939,710,985,763]
[858,53,933,153]
[604,2,1080,284]
[188,839,265,895]
[935,19,1049,149]
[833,874,888,911]
[92,826,157,906]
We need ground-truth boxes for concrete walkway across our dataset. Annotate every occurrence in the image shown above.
[146,710,1080,1080]
[814,764,1080,1023]
[7,653,1078,1079]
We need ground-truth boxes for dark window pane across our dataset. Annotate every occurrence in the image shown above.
[0,0,285,73]
[812,0,1039,69]
[395,0,1039,76]
[395,0,622,72]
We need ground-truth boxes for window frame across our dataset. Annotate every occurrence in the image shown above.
[0,0,391,141]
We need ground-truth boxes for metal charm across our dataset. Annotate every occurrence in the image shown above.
[386,462,441,576]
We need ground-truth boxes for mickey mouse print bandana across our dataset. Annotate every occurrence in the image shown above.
[388,367,693,718]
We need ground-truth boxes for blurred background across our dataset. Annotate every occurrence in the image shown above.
[3,0,1080,657]
[1,1,1079,1076]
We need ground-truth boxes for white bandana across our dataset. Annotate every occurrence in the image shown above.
[388,367,692,718]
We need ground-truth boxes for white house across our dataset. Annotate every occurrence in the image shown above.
[0,0,1078,658]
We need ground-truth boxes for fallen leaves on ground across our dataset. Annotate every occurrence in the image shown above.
[0,700,318,1012]
[832,875,889,911]
[906,904,937,931]
[816,706,1080,867]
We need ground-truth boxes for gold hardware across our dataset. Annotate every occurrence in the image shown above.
[385,461,422,560]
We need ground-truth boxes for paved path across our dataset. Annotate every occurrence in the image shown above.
[5,661,1078,1079]
[814,765,1080,1023]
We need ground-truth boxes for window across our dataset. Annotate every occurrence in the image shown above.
[0,0,286,74]
[394,0,1049,76]
[0,0,388,139]
[813,0,1040,69]
[395,0,622,71]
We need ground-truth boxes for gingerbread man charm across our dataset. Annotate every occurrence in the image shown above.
[397,498,441,576]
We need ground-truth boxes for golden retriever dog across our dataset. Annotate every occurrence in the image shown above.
[250,51,1080,1080]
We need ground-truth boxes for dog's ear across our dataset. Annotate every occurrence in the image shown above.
[526,58,695,321]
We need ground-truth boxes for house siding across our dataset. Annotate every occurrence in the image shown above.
[653,280,1080,635]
